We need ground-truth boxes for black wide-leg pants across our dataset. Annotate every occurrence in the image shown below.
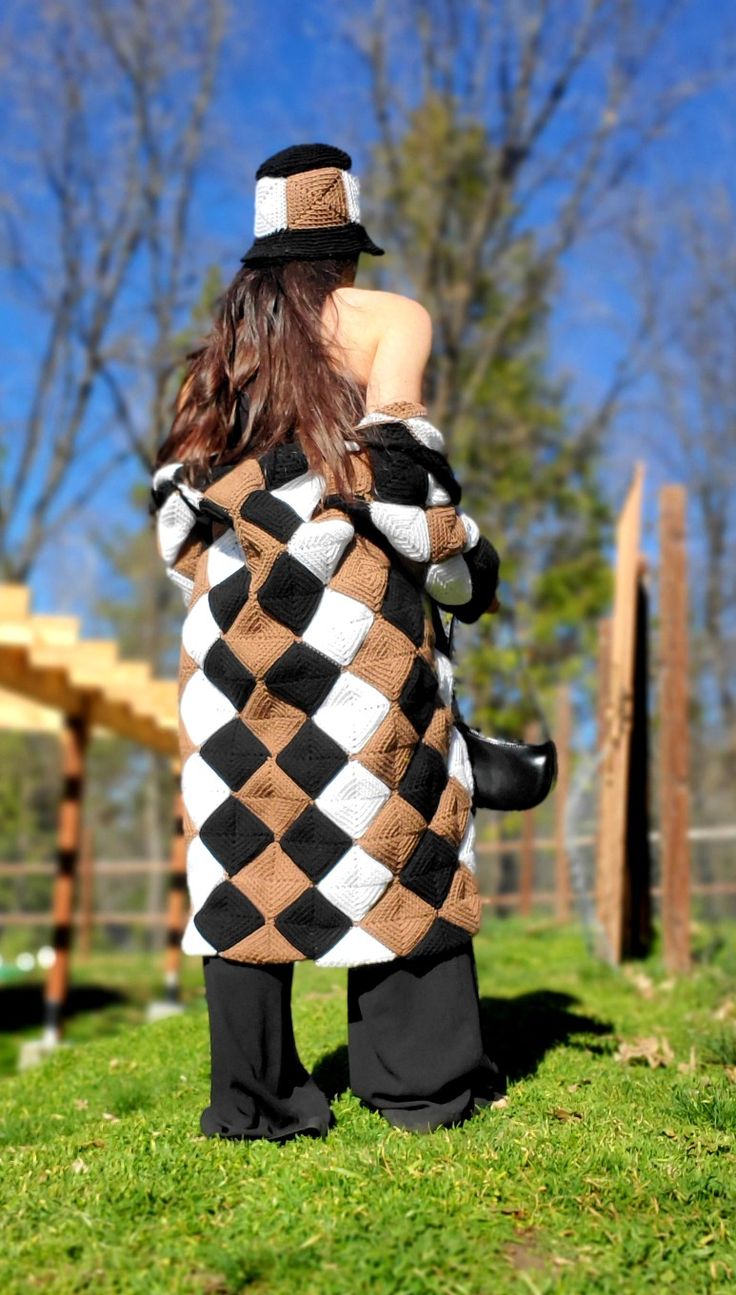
[199,943,504,1141]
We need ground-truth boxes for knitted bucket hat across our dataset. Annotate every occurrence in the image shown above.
[240,142,384,267]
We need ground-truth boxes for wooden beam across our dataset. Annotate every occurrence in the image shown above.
[44,708,89,1041]
[554,685,572,922]
[659,485,691,974]
[595,464,645,964]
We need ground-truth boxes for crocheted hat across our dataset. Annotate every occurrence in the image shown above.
[240,143,385,267]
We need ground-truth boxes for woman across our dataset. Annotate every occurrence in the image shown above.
[150,143,504,1141]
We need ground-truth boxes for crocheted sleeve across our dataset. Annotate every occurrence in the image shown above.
[149,461,217,607]
[353,403,500,623]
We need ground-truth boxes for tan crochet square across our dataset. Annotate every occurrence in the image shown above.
[220,918,306,963]
[329,534,389,611]
[371,400,429,420]
[358,794,426,872]
[429,779,470,848]
[426,507,468,562]
[241,682,305,755]
[235,757,310,836]
[232,842,310,918]
[232,519,283,589]
[422,702,452,756]
[225,600,294,676]
[286,167,349,229]
[350,619,417,700]
[360,879,435,956]
[354,709,417,790]
[437,863,481,933]
[203,458,264,516]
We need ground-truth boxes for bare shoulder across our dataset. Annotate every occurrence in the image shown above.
[335,286,432,336]
[335,289,432,411]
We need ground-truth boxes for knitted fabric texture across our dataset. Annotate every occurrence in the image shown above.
[150,404,500,967]
[241,141,383,266]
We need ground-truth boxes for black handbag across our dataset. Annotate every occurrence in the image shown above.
[441,608,558,813]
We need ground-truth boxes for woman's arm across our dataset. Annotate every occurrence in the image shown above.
[149,461,216,607]
[357,297,500,623]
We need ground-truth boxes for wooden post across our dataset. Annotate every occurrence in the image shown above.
[519,721,539,917]
[77,824,95,961]
[163,761,186,1002]
[595,464,645,964]
[44,708,89,1041]
[659,485,691,973]
[622,568,653,957]
[553,685,571,922]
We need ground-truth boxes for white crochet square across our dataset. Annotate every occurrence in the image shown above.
[181,752,231,830]
[180,669,237,745]
[316,761,391,836]
[271,469,325,521]
[459,511,480,551]
[368,502,431,561]
[254,175,288,236]
[315,925,395,967]
[182,592,221,667]
[181,913,217,956]
[425,554,473,604]
[156,491,199,565]
[316,845,392,921]
[208,528,247,586]
[313,672,390,753]
[458,813,476,871]
[167,566,195,606]
[287,518,354,583]
[405,415,446,453]
[186,833,226,912]
[433,649,455,707]
[301,589,374,665]
[342,170,361,222]
[426,473,452,506]
[448,725,474,797]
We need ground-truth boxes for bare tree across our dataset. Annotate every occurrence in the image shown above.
[628,189,736,752]
[0,0,228,585]
[346,0,722,437]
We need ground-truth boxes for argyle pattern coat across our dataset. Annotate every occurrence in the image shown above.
[150,401,500,967]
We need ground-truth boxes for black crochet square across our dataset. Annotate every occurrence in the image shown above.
[280,805,352,881]
[398,656,439,735]
[257,552,325,633]
[274,887,351,960]
[381,566,425,647]
[407,917,472,960]
[399,831,458,908]
[398,743,448,820]
[259,443,309,489]
[193,880,265,951]
[209,567,251,633]
[445,536,501,623]
[240,490,302,542]
[200,797,274,875]
[369,445,429,506]
[203,640,256,712]
[264,642,340,714]
[200,719,270,791]
[276,720,348,797]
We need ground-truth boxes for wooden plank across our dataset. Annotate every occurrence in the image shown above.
[44,709,89,1040]
[554,685,572,921]
[659,485,691,973]
[595,465,644,964]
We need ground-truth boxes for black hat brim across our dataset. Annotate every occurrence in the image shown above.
[240,222,384,267]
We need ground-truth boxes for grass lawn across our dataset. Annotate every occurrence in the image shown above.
[1,915,735,1294]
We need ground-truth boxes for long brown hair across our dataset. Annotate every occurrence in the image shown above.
[155,256,368,496]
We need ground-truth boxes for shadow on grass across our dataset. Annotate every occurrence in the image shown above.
[0,983,128,1032]
[311,991,612,1100]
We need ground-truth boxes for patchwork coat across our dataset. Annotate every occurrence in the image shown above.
[150,400,500,967]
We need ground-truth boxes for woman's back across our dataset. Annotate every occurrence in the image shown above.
[320,287,432,411]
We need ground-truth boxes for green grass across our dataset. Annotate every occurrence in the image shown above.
[2,917,736,1294]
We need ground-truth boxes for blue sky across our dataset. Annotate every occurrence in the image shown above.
[1,0,732,624]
